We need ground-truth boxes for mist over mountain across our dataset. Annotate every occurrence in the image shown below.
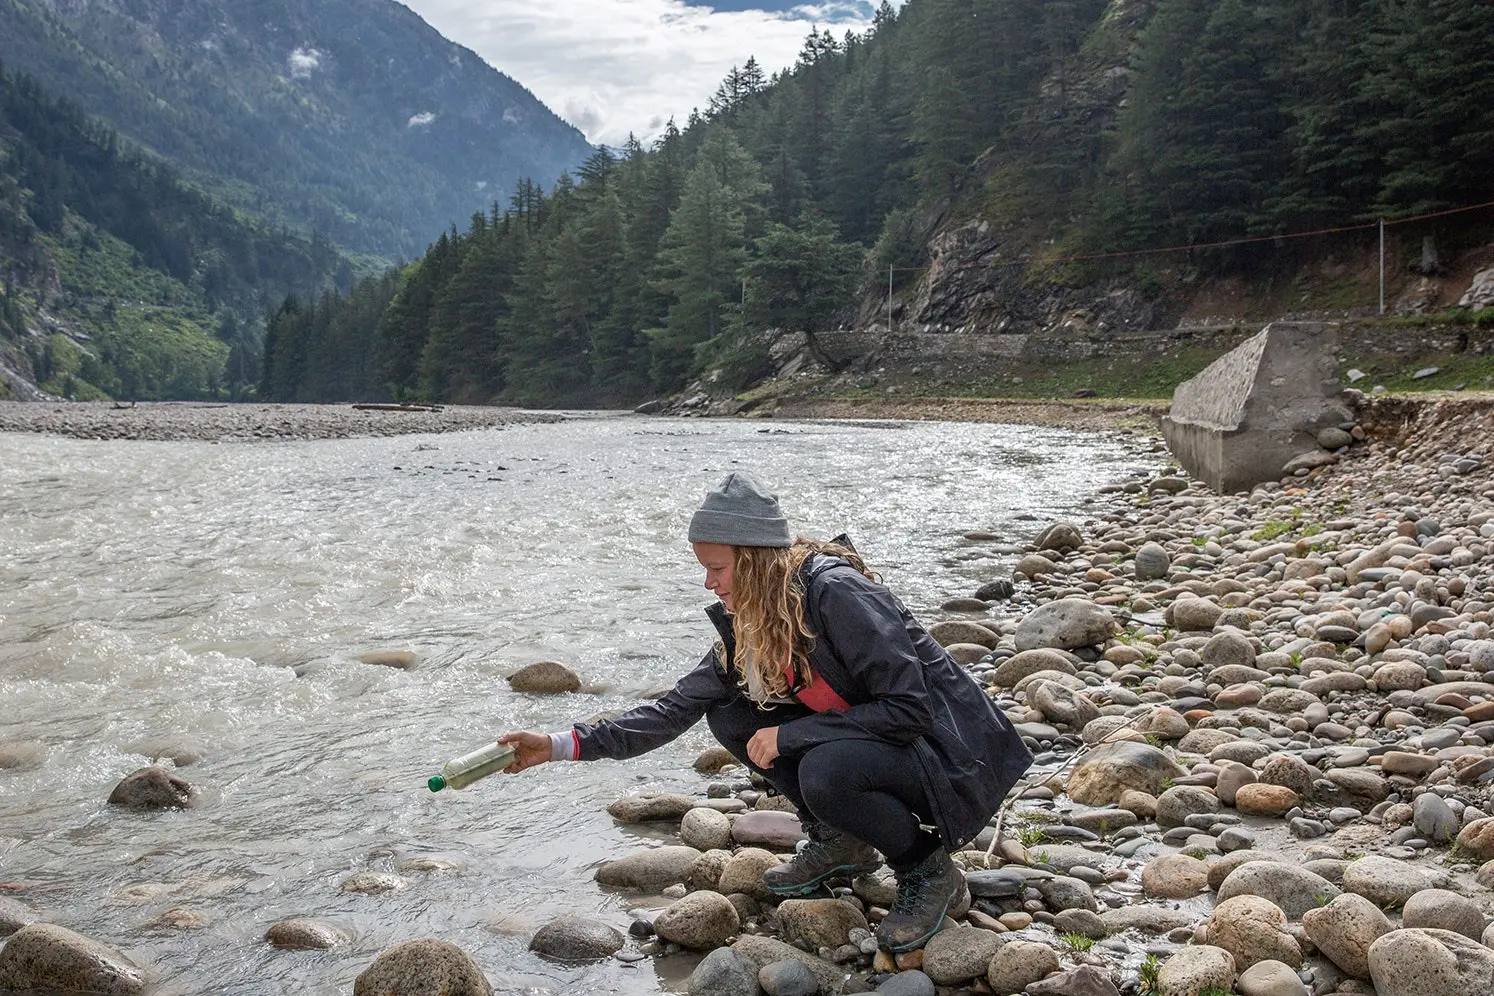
[0,0,595,258]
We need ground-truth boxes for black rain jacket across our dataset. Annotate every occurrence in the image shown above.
[573,553,1033,849]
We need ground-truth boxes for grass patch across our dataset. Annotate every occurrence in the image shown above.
[1060,932,1095,952]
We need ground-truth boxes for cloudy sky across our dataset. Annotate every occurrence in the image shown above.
[401,0,880,147]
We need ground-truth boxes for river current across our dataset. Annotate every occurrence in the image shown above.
[0,415,1155,995]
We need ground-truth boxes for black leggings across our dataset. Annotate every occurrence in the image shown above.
[706,696,941,868]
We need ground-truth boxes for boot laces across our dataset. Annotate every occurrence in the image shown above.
[891,865,933,913]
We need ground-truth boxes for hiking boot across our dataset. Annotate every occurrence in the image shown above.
[874,848,969,952]
[762,820,882,896]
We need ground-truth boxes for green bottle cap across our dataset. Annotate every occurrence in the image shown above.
[428,775,446,792]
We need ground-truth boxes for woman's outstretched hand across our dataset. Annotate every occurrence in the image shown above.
[497,731,552,773]
[747,726,780,768]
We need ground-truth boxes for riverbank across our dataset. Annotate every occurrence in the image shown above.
[554,394,1494,995]
[0,401,562,441]
[764,396,1165,432]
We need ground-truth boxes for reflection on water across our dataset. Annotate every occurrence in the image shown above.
[0,415,1157,994]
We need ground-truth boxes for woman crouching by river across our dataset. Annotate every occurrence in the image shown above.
[499,472,1033,953]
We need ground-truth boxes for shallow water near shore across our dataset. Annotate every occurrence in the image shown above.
[0,414,1157,995]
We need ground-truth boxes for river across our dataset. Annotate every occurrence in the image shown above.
[0,414,1157,995]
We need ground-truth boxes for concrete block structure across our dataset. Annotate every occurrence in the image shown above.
[1161,322,1352,493]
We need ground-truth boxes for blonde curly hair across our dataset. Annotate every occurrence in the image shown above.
[727,539,875,700]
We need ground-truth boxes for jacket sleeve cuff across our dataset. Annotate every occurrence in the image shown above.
[549,731,580,762]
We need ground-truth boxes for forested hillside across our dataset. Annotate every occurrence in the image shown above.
[0,63,350,400]
[266,0,1494,409]
[0,0,594,259]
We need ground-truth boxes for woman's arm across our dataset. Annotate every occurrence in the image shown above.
[774,572,937,755]
[569,650,737,761]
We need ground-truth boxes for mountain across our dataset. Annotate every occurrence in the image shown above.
[0,64,351,401]
[0,0,595,259]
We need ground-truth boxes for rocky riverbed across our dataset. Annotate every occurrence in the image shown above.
[4,395,1494,996]
[0,401,561,441]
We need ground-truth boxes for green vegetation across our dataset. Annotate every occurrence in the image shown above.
[1017,826,1050,848]
[1137,954,1162,995]
[1060,933,1095,952]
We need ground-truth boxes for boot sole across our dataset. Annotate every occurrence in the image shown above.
[880,884,969,952]
[763,863,882,897]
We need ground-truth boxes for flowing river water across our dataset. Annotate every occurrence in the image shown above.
[0,414,1158,995]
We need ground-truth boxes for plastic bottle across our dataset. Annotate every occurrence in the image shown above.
[428,741,517,792]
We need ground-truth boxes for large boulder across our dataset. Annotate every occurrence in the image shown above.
[922,925,1008,986]
[716,848,783,901]
[607,793,695,823]
[990,649,1077,687]
[1015,598,1115,651]
[1340,855,1444,908]
[1367,928,1494,996]
[928,620,1000,650]
[776,899,868,951]
[1202,895,1302,971]
[1157,945,1236,996]
[1160,322,1353,493]
[686,947,759,996]
[730,935,844,995]
[0,923,144,995]
[352,939,493,996]
[1067,741,1185,806]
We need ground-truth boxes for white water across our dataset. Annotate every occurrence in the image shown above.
[0,415,1156,994]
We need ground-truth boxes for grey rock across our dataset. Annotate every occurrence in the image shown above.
[681,807,735,851]
[1028,965,1122,996]
[529,918,624,961]
[991,648,1077,687]
[1401,889,1485,940]
[986,939,1060,995]
[1067,741,1185,806]
[731,935,844,995]
[1036,875,1097,912]
[265,918,347,950]
[595,845,703,891]
[1216,861,1341,920]
[876,969,936,996]
[1156,944,1236,996]
[0,896,36,936]
[1014,598,1116,651]
[0,923,144,995]
[607,793,696,823]
[759,959,820,996]
[688,948,760,996]
[923,924,1007,985]
[352,938,493,996]
[1303,893,1391,981]
[1412,793,1459,844]
[1134,543,1171,581]
[1340,855,1442,908]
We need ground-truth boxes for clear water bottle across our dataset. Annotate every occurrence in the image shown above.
[428,741,517,792]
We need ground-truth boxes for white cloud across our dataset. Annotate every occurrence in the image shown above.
[288,46,322,78]
[408,111,438,126]
[400,0,882,147]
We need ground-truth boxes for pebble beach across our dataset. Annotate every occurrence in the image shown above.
[5,394,1494,996]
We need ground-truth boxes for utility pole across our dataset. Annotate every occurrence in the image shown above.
[887,265,893,331]
[1378,218,1385,316]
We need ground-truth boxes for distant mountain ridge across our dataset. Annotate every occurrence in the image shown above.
[0,0,595,258]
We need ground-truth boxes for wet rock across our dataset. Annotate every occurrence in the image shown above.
[680,807,734,851]
[1302,893,1393,980]
[695,746,737,772]
[595,845,703,891]
[506,660,581,694]
[689,849,733,891]
[107,766,198,809]
[986,939,1060,995]
[0,742,45,769]
[922,924,1007,985]
[655,891,740,950]
[1366,927,1494,996]
[340,872,408,894]
[358,650,418,669]
[687,947,759,996]
[1157,944,1235,996]
[974,579,1017,602]
[607,793,696,823]
[528,917,625,961]
[353,938,492,996]
[1014,598,1116,651]
[0,923,144,995]
[1037,522,1084,551]
[759,959,821,996]
[1067,741,1185,805]
[265,918,347,950]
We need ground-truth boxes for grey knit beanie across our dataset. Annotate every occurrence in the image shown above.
[687,472,792,548]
